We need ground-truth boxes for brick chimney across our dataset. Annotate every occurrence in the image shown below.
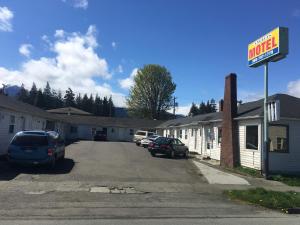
[219,99,224,112]
[220,73,239,168]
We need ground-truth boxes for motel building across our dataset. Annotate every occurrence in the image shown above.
[156,74,300,174]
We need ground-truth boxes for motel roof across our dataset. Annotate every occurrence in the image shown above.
[47,107,92,116]
[156,94,300,129]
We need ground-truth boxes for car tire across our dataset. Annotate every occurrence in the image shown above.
[183,151,189,159]
[169,150,175,159]
[49,157,56,168]
[150,151,156,157]
[61,150,65,160]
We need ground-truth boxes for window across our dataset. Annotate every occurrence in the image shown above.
[129,129,134,135]
[70,126,78,134]
[218,127,222,144]
[179,129,182,139]
[185,129,188,139]
[246,125,258,150]
[269,125,288,153]
[111,128,114,133]
[136,131,146,136]
[9,115,15,134]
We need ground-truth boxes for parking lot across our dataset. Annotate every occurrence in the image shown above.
[0,141,283,219]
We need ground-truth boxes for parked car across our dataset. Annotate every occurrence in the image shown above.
[148,137,189,158]
[7,130,65,168]
[140,135,160,148]
[133,130,155,146]
[93,130,107,141]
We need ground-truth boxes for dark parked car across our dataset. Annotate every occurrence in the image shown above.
[93,130,107,141]
[148,137,189,158]
[7,131,65,167]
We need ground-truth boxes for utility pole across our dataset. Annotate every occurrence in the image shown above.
[173,96,178,119]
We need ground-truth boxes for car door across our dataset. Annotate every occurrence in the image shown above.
[176,139,185,152]
[172,139,180,152]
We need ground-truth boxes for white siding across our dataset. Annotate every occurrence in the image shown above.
[0,108,46,155]
[238,119,262,170]
[269,119,300,173]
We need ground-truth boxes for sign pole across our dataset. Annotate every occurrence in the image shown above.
[263,62,269,179]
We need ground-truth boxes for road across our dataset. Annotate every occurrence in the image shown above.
[0,141,299,224]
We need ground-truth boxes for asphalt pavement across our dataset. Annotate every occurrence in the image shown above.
[0,141,298,223]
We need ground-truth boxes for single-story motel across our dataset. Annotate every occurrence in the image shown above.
[0,73,300,174]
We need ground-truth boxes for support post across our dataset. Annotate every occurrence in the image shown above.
[263,62,269,179]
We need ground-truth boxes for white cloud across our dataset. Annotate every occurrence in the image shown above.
[54,29,65,38]
[170,104,191,116]
[19,44,33,58]
[112,41,117,50]
[73,0,88,9]
[0,25,127,107]
[118,68,138,90]
[287,79,300,97]
[116,64,123,73]
[238,90,263,102]
[0,6,13,32]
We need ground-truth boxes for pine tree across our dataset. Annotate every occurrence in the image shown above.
[87,94,94,113]
[64,88,75,107]
[81,94,89,111]
[108,96,115,117]
[18,84,29,103]
[199,102,206,114]
[43,82,53,109]
[29,83,38,105]
[188,103,199,116]
[102,97,109,117]
[94,94,103,116]
[75,94,82,109]
[36,89,45,108]
[210,98,217,113]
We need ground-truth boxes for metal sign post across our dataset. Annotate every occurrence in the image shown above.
[263,62,269,178]
[248,27,288,179]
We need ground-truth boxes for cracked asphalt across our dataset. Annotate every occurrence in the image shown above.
[0,141,299,223]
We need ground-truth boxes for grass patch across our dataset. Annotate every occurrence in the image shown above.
[225,188,300,212]
[270,175,300,187]
[226,166,263,178]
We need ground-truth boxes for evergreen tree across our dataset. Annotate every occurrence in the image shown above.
[36,89,45,108]
[43,81,53,109]
[29,83,38,105]
[75,94,82,109]
[94,94,103,116]
[188,103,199,116]
[81,94,89,111]
[108,96,115,117]
[102,96,109,117]
[64,88,75,107]
[87,94,94,113]
[199,102,206,114]
[17,84,29,103]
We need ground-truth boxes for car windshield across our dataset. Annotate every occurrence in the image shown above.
[11,135,49,147]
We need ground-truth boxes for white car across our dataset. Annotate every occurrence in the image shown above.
[133,130,155,146]
[140,135,160,148]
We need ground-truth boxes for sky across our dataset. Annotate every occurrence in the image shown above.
[0,0,300,115]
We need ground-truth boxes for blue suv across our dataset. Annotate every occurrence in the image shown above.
[7,131,65,168]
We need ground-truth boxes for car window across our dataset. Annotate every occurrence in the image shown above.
[11,135,49,146]
[147,132,154,137]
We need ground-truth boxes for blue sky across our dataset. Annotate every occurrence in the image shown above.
[0,0,300,114]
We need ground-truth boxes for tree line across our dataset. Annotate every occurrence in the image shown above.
[188,99,217,116]
[16,82,115,117]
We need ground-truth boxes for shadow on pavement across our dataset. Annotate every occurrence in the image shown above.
[0,158,75,181]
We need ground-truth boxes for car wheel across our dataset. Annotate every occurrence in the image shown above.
[49,157,56,168]
[183,151,189,159]
[61,150,65,160]
[169,150,175,159]
[150,151,156,157]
